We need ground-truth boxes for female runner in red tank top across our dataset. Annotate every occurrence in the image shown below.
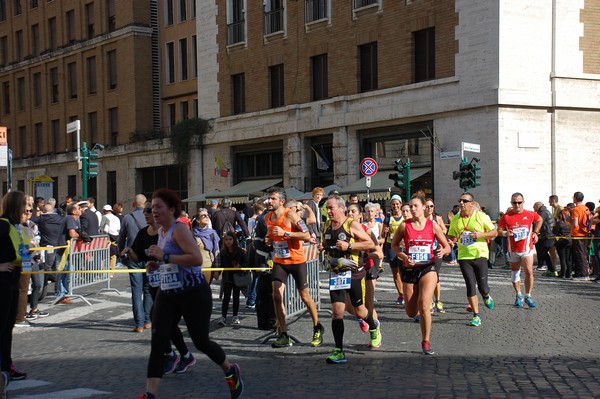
[391,194,450,355]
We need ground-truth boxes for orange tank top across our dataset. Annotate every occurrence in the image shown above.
[266,208,306,265]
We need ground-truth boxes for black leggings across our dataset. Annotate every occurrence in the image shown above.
[459,258,490,298]
[221,282,241,318]
[147,283,226,378]
[149,286,188,356]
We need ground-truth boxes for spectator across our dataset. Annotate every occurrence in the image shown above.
[211,198,249,239]
[553,209,572,278]
[533,201,556,275]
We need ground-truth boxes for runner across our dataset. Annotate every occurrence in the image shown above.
[320,196,381,363]
[448,192,498,327]
[265,187,324,348]
[497,192,542,308]
[391,194,450,355]
[424,198,447,314]
[382,195,405,305]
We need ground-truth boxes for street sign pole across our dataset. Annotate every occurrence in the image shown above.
[365,176,372,202]
[67,120,82,170]
[361,157,378,203]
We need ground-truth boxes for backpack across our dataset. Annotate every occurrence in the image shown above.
[222,220,236,235]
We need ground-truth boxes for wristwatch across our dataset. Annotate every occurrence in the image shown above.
[348,244,353,252]
[284,231,291,238]
[163,253,170,263]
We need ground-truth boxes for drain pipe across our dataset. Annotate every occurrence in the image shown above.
[550,0,557,195]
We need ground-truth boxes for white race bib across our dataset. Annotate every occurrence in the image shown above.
[160,263,183,291]
[273,241,291,259]
[329,270,352,291]
[512,227,529,242]
[460,232,475,246]
[147,270,160,287]
[408,245,431,264]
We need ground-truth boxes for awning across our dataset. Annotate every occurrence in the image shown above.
[338,168,430,201]
[284,187,307,199]
[182,193,207,203]
[204,178,283,204]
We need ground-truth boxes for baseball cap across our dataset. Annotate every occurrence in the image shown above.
[390,194,402,203]
[102,204,113,211]
[77,201,89,208]
[329,189,340,196]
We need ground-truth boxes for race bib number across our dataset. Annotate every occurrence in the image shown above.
[512,227,529,242]
[273,241,291,259]
[460,232,475,246]
[160,263,183,291]
[19,243,32,272]
[147,270,160,287]
[329,270,351,291]
[408,245,431,264]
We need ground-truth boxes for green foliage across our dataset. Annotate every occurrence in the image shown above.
[170,118,211,164]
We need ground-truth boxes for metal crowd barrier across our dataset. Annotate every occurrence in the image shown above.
[55,235,119,306]
[283,258,322,318]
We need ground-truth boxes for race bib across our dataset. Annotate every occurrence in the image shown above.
[408,245,431,264]
[19,243,32,272]
[512,227,529,242]
[160,263,183,291]
[460,232,475,246]
[329,270,351,291]
[147,269,160,287]
[273,241,291,259]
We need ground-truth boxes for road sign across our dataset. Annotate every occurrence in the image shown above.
[360,157,378,177]
[462,142,480,153]
[440,150,461,160]
[66,120,80,134]
[366,176,372,189]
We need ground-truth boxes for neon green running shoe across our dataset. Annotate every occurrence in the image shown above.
[469,315,481,327]
[271,333,292,348]
[310,323,324,347]
[326,348,347,364]
[484,296,495,310]
[369,326,382,348]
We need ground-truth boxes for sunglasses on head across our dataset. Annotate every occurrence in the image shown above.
[143,208,153,214]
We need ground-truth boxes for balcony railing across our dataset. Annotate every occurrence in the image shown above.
[305,0,327,23]
[227,20,246,45]
[265,8,283,35]
[353,0,378,9]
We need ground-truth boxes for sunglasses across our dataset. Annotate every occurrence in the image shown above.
[425,205,434,208]
[24,209,33,213]
[458,199,472,203]
[199,214,209,218]
[511,201,523,205]
[143,208,153,214]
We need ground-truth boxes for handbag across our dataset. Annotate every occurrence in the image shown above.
[233,270,252,288]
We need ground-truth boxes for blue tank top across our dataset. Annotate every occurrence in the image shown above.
[158,222,204,294]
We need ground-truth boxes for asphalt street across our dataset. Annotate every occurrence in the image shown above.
[8,262,600,399]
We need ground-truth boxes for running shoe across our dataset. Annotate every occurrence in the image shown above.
[357,318,369,333]
[545,271,559,277]
[430,302,435,315]
[25,312,38,320]
[466,303,473,312]
[135,394,156,399]
[326,348,347,364]
[524,296,537,308]
[14,320,31,327]
[515,293,524,308]
[369,326,382,348]
[435,301,446,313]
[29,309,49,318]
[232,316,241,325]
[272,333,293,348]
[310,323,325,347]
[218,316,227,326]
[163,352,180,375]
[174,354,196,373]
[0,371,7,399]
[469,315,481,327]
[421,340,435,355]
[535,265,547,271]
[484,296,495,310]
[225,363,244,399]
[413,315,420,323]
[396,294,404,306]
[447,260,458,265]
[9,363,26,381]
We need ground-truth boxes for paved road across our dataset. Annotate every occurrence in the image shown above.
[9,263,600,399]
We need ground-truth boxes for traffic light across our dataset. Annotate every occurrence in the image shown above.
[81,142,103,198]
[388,159,405,189]
[452,157,481,191]
[470,157,481,188]
[87,146,99,179]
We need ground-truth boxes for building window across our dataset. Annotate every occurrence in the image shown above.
[49,67,59,103]
[51,119,59,153]
[106,171,117,206]
[86,56,96,94]
[227,0,245,45]
[191,0,196,17]
[140,165,188,203]
[0,36,7,66]
[17,77,25,111]
[1,82,9,114]
[67,62,77,99]
[108,107,118,146]
[48,17,57,50]
[180,101,188,120]
[107,49,117,89]
[66,10,75,43]
[67,175,76,197]
[107,0,115,32]
[14,0,21,16]
[358,42,378,92]
[15,30,23,62]
[68,116,78,150]
[85,2,95,39]
[192,98,198,117]
[264,0,284,35]
[30,0,38,8]
[178,0,186,21]
[165,42,175,83]
[179,38,188,81]
[32,72,41,107]
[0,1,5,21]
[306,0,327,23]
[165,0,173,26]
[269,64,284,108]
[191,35,197,78]
[231,73,245,115]
[34,123,42,155]
[234,145,283,181]
[18,126,26,158]
[31,24,39,56]
[311,53,328,100]
[308,139,333,188]
[414,27,435,83]
[88,111,97,144]
[353,0,378,9]
[167,103,176,127]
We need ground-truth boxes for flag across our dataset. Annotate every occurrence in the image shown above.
[215,156,229,177]
[434,130,441,151]
[311,147,329,170]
